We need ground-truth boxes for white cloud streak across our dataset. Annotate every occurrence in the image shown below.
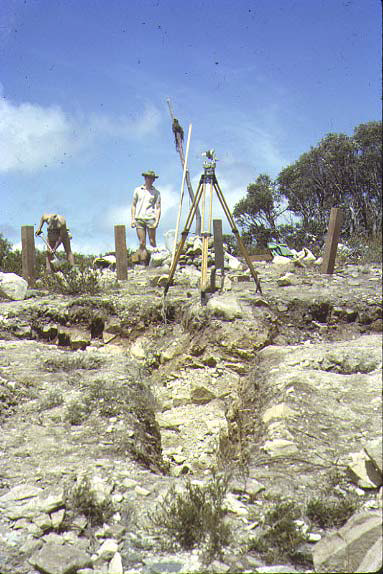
[0,96,161,173]
[89,103,161,139]
[0,98,79,172]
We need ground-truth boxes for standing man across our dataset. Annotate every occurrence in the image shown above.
[131,170,161,262]
[35,213,75,272]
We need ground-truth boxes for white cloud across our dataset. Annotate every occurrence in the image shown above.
[89,103,161,139]
[0,96,162,173]
[0,98,79,172]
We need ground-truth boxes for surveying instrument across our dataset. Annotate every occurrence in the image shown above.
[164,150,262,304]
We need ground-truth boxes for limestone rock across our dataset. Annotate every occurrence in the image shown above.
[190,385,216,405]
[364,437,383,475]
[108,551,123,574]
[312,510,382,573]
[0,484,43,504]
[277,272,297,287]
[50,509,65,530]
[129,337,148,360]
[97,538,118,559]
[69,329,91,351]
[3,487,64,520]
[224,492,249,517]
[33,513,52,532]
[262,403,296,424]
[294,247,316,263]
[272,255,293,268]
[348,451,382,489]
[356,535,383,573]
[207,296,243,320]
[224,252,242,271]
[0,272,28,300]
[29,542,92,574]
[262,439,299,457]
[256,566,299,573]
[148,249,171,268]
[93,255,116,270]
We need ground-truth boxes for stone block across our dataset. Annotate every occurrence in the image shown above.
[0,272,28,300]
[312,511,382,573]
[29,542,92,574]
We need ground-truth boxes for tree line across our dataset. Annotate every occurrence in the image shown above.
[233,121,382,249]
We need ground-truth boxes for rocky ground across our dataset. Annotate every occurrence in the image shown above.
[0,258,382,574]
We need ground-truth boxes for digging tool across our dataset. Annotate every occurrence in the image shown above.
[37,232,59,262]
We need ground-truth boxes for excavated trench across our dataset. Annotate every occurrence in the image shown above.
[0,264,382,574]
[1,268,381,478]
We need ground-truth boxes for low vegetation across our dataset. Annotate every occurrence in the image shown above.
[38,389,64,411]
[248,501,309,566]
[306,494,359,529]
[148,472,230,563]
[39,266,103,295]
[68,475,115,526]
[43,353,105,372]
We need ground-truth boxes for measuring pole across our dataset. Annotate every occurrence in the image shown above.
[172,123,192,266]
[167,98,201,235]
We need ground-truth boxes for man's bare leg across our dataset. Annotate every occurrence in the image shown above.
[46,251,54,272]
[62,234,75,266]
[148,228,157,248]
[136,227,148,261]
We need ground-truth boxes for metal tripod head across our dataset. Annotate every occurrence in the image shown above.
[202,149,217,179]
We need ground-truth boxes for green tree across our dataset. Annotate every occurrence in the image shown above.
[233,174,284,247]
[351,121,382,236]
[0,233,13,269]
[277,121,382,238]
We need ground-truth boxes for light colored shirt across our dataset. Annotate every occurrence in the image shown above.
[132,185,161,221]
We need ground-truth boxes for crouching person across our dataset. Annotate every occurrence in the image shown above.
[35,213,75,272]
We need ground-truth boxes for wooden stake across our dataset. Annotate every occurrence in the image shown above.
[21,225,36,287]
[213,219,225,272]
[321,208,343,274]
[114,225,128,280]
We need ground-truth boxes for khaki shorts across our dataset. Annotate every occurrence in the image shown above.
[135,218,156,229]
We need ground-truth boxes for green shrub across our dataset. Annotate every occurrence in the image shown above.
[306,495,358,529]
[69,475,114,526]
[43,353,105,372]
[39,266,102,295]
[38,389,64,411]
[248,501,308,565]
[148,472,230,563]
[64,399,91,425]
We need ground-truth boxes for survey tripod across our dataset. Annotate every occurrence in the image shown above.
[164,151,262,304]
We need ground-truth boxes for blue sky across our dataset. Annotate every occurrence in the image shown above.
[0,0,381,254]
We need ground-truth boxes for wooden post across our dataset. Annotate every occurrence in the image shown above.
[212,219,225,292]
[114,225,128,280]
[21,225,36,287]
[321,208,343,274]
[213,219,225,271]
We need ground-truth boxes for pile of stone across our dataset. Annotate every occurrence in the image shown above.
[149,236,244,273]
